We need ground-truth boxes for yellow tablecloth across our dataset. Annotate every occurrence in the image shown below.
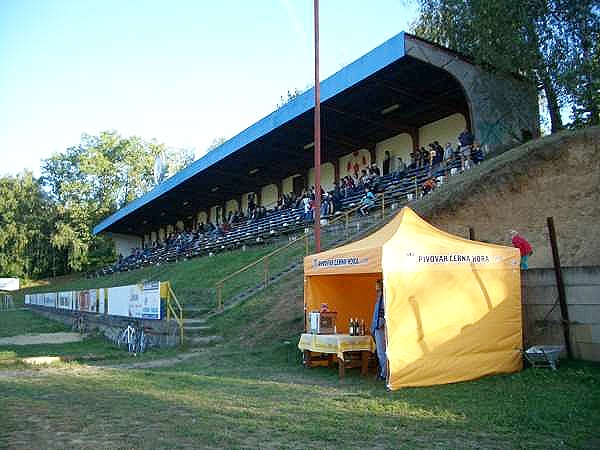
[298,333,375,360]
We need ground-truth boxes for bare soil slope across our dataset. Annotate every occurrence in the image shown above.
[412,126,600,268]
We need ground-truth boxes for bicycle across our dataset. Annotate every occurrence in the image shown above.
[72,314,87,334]
[117,323,138,353]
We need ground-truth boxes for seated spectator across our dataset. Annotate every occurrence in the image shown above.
[302,195,313,222]
[434,141,444,164]
[359,187,376,215]
[409,150,418,169]
[422,177,436,195]
[394,157,407,179]
[443,142,454,162]
[370,162,381,177]
[247,193,256,215]
[358,169,370,188]
[428,144,437,167]
[458,129,474,170]
[331,184,342,212]
[471,141,484,164]
[419,147,429,167]
[320,192,333,217]
[458,128,474,148]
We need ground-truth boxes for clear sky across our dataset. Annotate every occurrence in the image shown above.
[0,0,418,177]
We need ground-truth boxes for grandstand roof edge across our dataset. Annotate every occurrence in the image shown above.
[93,31,407,236]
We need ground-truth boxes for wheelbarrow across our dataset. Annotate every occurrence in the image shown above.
[523,345,564,370]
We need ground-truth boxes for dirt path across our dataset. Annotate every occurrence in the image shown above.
[0,332,83,346]
[102,350,206,369]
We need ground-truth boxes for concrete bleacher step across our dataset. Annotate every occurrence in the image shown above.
[187,335,224,346]
[183,318,207,325]
[185,326,211,335]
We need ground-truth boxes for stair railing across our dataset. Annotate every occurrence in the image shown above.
[165,283,185,344]
[214,233,310,311]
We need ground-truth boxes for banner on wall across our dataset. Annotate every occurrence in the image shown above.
[58,291,73,310]
[43,292,57,308]
[76,289,99,313]
[106,281,161,320]
[26,281,163,320]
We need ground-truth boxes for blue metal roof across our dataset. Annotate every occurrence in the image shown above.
[94,32,406,235]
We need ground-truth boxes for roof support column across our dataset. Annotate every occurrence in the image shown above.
[409,127,419,153]
[368,145,377,167]
[331,159,340,185]
[256,190,262,208]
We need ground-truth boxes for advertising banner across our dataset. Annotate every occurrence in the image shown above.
[42,292,57,308]
[106,282,161,320]
[26,281,162,320]
[76,289,98,313]
[58,291,73,310]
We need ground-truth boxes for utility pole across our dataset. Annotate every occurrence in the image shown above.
[313,0,322,252]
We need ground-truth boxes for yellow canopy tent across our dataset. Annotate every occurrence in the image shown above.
[304,207,523,389]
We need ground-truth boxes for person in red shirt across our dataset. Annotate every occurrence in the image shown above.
[510,230,533,269]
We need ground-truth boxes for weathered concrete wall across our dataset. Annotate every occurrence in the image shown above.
[105,232,142,258]
[29,307,180,348]
[405,34,539,149]
[523,266,600,361]
[419,127,600,269]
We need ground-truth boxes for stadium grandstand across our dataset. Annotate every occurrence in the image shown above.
[93,32,538,272]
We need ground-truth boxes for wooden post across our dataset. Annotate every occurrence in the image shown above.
[547,217,573,359]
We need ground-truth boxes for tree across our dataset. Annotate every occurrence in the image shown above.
[412,0,599,131]
[164,146,195,178]
[41,131,194,272]
[206,137,227,153]
[0,171,56,279]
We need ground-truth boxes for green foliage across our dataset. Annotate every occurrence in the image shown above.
[40,131,194,274]
[412,0,600,130]
[0,171,56,279]
[206,136,227,153]
[0,131,194,280]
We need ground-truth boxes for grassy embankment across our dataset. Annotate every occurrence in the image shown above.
[3,131,600,448]
[1,268,600,449]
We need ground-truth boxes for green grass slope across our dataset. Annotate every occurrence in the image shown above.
[17,244,280,309]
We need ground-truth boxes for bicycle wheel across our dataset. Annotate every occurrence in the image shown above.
[116,328,127,348]
[79,317,87,334]
[128,329,137,353]
[137,329,146,353]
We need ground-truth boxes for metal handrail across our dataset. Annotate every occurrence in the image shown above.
[166,283,184,344]
[214,234,309,311]
[325,191,386,237]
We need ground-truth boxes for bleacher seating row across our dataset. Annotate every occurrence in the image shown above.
[93,158,469,277]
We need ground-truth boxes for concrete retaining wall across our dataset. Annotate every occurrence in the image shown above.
[523,266,600,361]
[29,307,181,348]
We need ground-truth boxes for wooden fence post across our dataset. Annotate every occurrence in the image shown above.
[547,217,573,359]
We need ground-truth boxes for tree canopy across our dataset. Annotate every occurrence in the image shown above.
[0,131,194,280]
[412,0,600,130]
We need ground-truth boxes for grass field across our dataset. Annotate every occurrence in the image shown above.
[15,243,281,310]
[2,270,600,449]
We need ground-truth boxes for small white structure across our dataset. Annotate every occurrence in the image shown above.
[0,278,19,291]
